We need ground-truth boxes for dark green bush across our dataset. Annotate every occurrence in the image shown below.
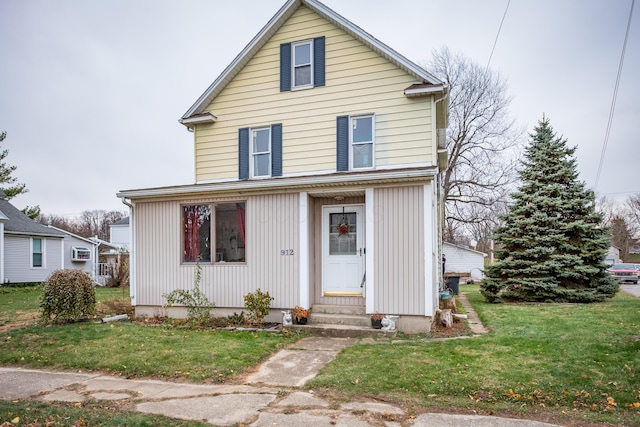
[40,269,96,323]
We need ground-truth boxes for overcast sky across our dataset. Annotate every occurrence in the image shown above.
[0,0,638,217]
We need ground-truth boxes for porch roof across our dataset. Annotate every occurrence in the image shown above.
[117,167,438,202]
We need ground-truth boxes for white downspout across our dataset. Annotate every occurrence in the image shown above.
[120,197,135,306]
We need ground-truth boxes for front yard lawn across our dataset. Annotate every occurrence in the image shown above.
[1,284,639,425]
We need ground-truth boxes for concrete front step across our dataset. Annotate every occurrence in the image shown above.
[309,313,371,328]
[285,323,396,338]
[311,304,366,316]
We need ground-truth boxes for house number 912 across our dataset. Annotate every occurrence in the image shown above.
[280,249,294,256]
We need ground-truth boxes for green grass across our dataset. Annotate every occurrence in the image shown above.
[0,400,209,426]
[309,286,640,425]
[2,285,639,424]
[0,285,129,330]
[0,322,299,383]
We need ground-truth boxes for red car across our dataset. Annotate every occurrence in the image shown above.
[609,263,639,284]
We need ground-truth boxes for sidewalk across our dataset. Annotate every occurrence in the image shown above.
[0,297,561,427]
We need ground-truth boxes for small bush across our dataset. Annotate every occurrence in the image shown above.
[106,260,129,288]
[40,269,96,323]
[244,288,274,326]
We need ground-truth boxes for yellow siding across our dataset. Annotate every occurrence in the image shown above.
[194,6,434,182]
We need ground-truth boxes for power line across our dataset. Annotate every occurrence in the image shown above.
[594,0,635,189]
[486,0,511,70]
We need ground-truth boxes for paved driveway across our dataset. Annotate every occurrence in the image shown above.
[620,284,640,297]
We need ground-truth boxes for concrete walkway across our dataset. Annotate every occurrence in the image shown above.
[0,297,563,426]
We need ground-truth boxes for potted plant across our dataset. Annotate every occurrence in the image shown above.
[291,306,310,325]
[370,312,384,329]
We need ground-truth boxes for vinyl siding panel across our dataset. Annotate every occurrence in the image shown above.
[134,194,299,309]
[61,235,95,277]
[373,186,425,315]
[194,6,434,182]
[4,235,63,283]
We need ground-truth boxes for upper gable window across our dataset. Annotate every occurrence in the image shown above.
[293,40,313,88]
[280,36,325,92]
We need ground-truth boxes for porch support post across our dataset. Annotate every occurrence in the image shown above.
[299,192,310,308]
[365,187,375,313]
[424,183,435,316]
[0,222,4,283]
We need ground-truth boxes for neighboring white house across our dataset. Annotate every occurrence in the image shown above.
[109,217,130,251]
[0,191,96,284]
[605,246,621,265]
[443,242,487,281]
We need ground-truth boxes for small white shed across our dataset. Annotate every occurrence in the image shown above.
[443,242,487,281]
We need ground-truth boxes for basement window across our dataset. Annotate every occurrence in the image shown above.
[72,247,91,261]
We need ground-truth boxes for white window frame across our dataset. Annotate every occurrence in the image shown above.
[31,237,44,268]
[291,39,313,90]
[71,246,91,261]
[350,114,375,170]
[250,127,271,178]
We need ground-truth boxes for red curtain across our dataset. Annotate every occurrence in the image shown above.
[184,206,200,262]
[237,203,246,247]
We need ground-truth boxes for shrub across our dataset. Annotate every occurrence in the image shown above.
[106,260,129,288]
[40,269,96,323]
[244,288,274,326]
[163,263,214,323]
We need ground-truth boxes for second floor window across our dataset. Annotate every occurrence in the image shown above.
[351,115,374,169]
[252,127,271,178]
[292,40,312,88]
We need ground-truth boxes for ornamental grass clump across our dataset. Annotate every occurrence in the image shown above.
[163,262,215,323]
[40,269,96,323]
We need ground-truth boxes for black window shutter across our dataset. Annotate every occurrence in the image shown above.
[239,128,249,180]
[271,123,283,177]
[313,36,325,87]
[280,43,291,92]
[336,116,349,172]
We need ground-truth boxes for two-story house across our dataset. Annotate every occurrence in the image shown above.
[117,0,448,333]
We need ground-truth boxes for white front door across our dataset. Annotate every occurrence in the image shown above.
[322,205,365,297]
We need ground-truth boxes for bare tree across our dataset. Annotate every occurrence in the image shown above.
[608,215,634,260]
[427,47,522,243]
[626,194,640,236]
[38,210,127,241]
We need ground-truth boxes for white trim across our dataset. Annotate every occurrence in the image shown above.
[250,126,272,178]
[321,204,364,296]
[60,239,64,269]
[129,201,136,305]
[291,39,314,90]
[299,192,309,308]
[404,85,447,97]
[0,222,4,283]
[30,237,45,269]
[424,183,435,316]
[180,113,217,125]
[350,114,375,170]
[365,187,374,313]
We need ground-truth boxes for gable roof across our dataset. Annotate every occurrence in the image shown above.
[443,242,487,257]
[0,196,66,238]
[181,0,445,123]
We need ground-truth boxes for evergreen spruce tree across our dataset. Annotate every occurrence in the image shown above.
[481,117,618,303]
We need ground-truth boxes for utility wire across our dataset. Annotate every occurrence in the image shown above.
[594,0,635,189]
[486,0,511,70]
